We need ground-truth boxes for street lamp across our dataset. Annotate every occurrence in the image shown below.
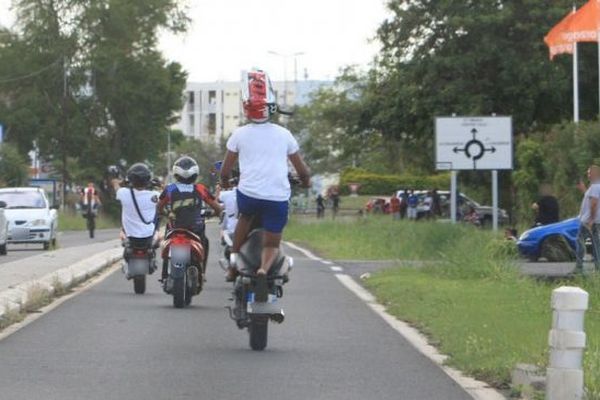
[267,51,305,108]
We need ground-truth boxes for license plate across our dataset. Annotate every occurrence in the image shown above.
[11,228,29,240]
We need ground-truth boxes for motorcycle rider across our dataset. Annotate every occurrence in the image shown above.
[114,163,160,270]
[220,68,310,301]
[157,156,223,282]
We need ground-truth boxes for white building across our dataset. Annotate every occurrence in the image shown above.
[174,80,332,142]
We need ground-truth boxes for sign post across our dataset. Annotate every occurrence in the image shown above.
[435,116,513,230]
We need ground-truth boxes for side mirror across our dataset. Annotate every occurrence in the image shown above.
[0,201,6,208]
[50,204,60,210]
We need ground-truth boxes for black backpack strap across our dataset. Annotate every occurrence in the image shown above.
[130,188,153,225]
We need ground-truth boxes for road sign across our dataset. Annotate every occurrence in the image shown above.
[435,116,513,170]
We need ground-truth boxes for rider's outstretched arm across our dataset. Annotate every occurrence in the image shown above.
[288,152,311,188]
[220,150,238,189]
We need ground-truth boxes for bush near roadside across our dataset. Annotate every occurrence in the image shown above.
[284,217,600,398]
[339,168,451,196]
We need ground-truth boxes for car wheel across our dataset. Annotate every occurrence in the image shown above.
[540,236,575,262]
[43,242,50,251]
[0,244,7,255]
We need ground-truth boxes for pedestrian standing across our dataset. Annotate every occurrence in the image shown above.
[575,165,600,273]
[431,188,441,218]
[390,193,401,220]
[330,188,340,219]
[531,184,559,226]
[399,189,408,219]
[407,190,419,220]
[316,194,325,219]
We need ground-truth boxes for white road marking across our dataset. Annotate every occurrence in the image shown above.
[330,266,343,272]
[333,273,505,400]
[283,241,323,262]
[321,260,333,265]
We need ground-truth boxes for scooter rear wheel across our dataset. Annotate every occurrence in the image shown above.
[133,275,146,294]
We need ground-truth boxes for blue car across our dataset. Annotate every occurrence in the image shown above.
[517,218,579,262]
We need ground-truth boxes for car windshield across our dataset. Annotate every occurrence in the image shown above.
[0,192,46,209]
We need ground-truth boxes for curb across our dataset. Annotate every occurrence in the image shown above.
[284,241,506,400]
[0,247,123,321]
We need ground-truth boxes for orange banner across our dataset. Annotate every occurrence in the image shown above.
[544,10,576,60]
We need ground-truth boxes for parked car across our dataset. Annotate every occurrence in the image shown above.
[396,190,509,225]
[517,218,578,262]
[365,197,391,214]
[0,187,59,250]
[0,201,8,255]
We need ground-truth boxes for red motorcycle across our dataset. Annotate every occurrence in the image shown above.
[161,228,205,308]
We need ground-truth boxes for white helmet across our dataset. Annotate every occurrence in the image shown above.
[172,156,199,184]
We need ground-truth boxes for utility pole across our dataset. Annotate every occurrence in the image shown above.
[268,51,305,108]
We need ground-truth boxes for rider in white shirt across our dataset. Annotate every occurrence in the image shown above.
[220,68,310,300]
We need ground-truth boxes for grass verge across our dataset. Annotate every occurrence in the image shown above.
[58,211,120,231]
[285,217,600,398]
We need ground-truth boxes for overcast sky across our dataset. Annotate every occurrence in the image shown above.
[0,0,389,82]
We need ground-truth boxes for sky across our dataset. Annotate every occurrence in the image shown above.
[0,0,389,82]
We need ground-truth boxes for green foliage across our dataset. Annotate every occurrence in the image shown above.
[0,143,29,187]
[340,168,450,195]
[0,0,188,188]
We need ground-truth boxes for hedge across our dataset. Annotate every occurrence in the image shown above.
[340,168,451,195]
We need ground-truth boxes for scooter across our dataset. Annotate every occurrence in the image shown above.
[161,228,205,308]
[121,235,159,294]
[225,228,293,351]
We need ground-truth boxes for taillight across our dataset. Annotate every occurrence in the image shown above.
[170,234,190,246]
[132,249,147,257]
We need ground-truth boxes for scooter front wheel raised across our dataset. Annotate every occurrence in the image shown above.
[248,316,268,351]
[173,276,186,308]
[133,275,146,294]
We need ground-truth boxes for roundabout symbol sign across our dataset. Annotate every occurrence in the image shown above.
[435,116,512,171]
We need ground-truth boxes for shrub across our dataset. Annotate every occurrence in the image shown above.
[340,168,451,195]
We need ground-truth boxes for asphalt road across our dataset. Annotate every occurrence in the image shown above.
[0,224,470,400]
[0,229,120,264]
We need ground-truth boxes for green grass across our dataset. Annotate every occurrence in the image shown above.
[285,217,600,398]
[58,211,120,231]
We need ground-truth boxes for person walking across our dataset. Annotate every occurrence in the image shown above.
[575,165,600,274]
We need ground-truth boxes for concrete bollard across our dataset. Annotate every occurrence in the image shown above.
[546,286,588,400]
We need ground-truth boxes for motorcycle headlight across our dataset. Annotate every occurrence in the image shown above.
[29,219,48,227]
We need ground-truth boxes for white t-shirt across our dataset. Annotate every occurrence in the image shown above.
[226,123,300,201]
[116,187,160,238]
[579,183,600,224]
[219,189,238,234]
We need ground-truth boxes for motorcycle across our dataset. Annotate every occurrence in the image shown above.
[121,235,159,294]
[225,228,293,351]
[160,228,206,308]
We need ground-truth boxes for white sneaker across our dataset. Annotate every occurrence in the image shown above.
[229,253,238,268]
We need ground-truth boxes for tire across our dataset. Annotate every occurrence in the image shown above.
[133,275,146,294]
[87,216,95,239]
[540,236,575,262]
[43,242,50,250]
[248,317,269,351]
[0,244,7,255]
[173,276,186,308]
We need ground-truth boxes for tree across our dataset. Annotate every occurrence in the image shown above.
[0,143,29,187]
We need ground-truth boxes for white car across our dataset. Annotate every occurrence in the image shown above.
[0,202,8,255]
[0,187,59,250]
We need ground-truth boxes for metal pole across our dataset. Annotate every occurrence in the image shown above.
[492,170,499,231]
[167,130,171,183]
[283,56,288,108]
[574,41,580,123]
[451,171,457,224]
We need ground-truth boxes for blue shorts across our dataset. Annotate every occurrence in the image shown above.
[236,190,289,234]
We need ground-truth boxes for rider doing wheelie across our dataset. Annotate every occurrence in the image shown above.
[220,68,310,301]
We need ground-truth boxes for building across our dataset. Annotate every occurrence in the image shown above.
[174,80,332,142]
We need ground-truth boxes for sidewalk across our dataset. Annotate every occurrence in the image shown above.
[0,240,122,293]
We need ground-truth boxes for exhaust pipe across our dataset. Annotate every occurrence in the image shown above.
[270,311,285,324]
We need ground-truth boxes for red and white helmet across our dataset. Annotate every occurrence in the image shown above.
[241,68,277,123]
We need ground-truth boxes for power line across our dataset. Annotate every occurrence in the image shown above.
[0,57,62,84]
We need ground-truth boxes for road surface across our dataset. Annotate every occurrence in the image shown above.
[0,224,471,400]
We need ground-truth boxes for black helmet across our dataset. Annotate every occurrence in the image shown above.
[127,163,152,188]
[172,156,199,184]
